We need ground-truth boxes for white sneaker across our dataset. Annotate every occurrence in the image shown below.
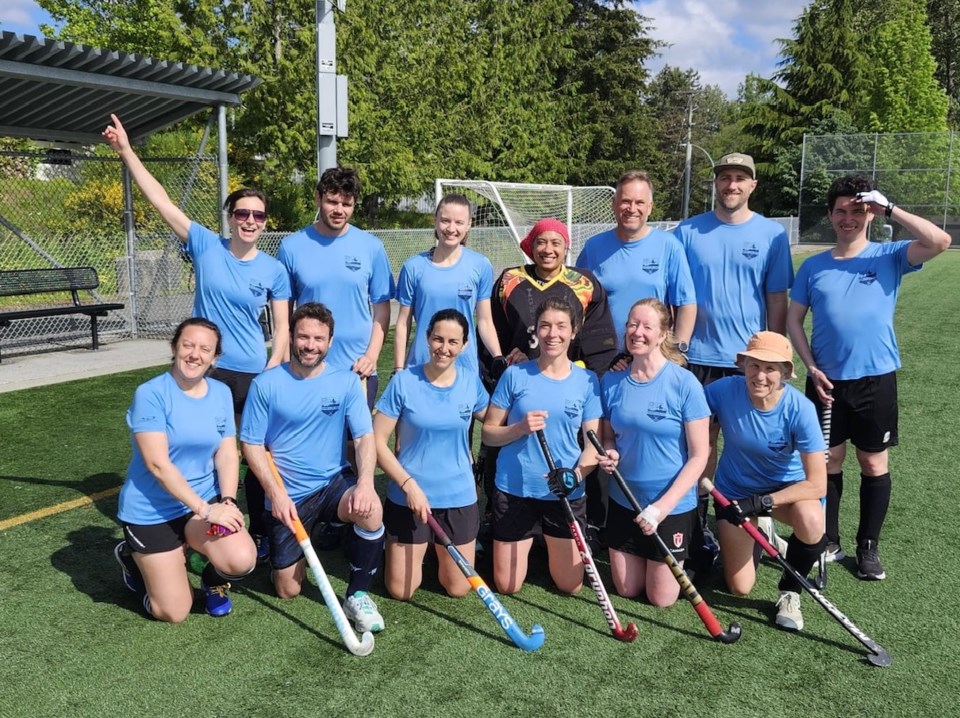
[775,590,803,631]
[343,591,385,633]
[757,517,788,554]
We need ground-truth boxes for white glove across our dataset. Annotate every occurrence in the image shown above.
[638,505,662,531]
[856,190,891,210]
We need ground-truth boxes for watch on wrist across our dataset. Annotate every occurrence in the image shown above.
[677,340,689,354]
[760,494,774,514]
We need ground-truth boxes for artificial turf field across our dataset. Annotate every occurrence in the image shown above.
[1,251,959,718]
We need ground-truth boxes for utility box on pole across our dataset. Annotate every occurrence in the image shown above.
[316,1,348,177]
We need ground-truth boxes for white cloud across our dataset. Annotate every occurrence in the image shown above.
[635,0,810,97]
[0,0,54,35]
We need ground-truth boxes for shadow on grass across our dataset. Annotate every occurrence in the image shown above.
[0,472,122,524]
[233,585,345,652]
[406,596,520,648]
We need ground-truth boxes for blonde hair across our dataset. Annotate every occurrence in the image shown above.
[626,297,686,367]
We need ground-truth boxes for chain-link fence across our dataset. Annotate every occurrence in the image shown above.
[800,132,960,245]
[0,149,219,357]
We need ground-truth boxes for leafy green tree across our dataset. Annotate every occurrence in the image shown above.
[926,0,960,126]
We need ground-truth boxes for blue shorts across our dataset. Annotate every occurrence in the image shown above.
[266,471,356,569]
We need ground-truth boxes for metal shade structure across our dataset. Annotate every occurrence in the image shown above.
[0,31,260,145]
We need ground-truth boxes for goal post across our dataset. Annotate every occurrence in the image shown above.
[434,179,616,274]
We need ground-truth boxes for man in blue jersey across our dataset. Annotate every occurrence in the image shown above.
[674,152,794,574]
[278,167,395,408]
[241,303,386,632]
[787,175,951,580]
[577,170,696,351]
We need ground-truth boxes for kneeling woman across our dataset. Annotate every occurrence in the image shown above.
[114,318,257,622]
[599,298,709,606]
[706,331,826,632]
[482,298,602,595]
[374,309,490,599]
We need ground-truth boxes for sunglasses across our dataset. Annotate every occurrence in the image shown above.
[231,208,267,223]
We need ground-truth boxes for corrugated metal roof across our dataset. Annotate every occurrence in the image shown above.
[0,32,261,144]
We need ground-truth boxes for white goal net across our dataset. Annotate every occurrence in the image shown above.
[434,179,616,275]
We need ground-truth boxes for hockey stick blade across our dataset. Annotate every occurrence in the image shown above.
[267,454,374,657]
[702,478,890,666]
[535,430,638,642]
[586,430,741,644]
[426,514,545,651]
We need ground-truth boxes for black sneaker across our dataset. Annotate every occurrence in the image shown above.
[114,541,143,592]
[856,539,886,580]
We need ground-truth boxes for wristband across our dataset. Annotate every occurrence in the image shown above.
[400,477,415,491]
[221,496,237,507]
[885,203,894,218]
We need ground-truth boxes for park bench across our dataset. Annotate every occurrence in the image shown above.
[0,266,125,362]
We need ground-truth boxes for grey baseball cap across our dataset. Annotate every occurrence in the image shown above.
[714,152,755,178]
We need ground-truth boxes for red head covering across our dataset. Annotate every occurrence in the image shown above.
[520,218,571,260]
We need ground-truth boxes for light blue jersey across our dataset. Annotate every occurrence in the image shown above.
[376,366,489,508]
[705,377,825,499]
[278,224,395,371]
[240,364,373,504]
[674,213,793,367]
[397,247,494,374]
[576,228,695,345]
[490,361,601,500]
[601,362,709,514]
[791,240,920,380]
[187,223,291,373]
[118,372,234,524]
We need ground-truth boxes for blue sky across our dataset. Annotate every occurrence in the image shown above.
[3,0,810,97]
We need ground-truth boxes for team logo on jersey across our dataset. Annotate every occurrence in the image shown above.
[564,399,582,418]
[647,402,668,422]
[344,256,362,272]
[321,397,341,415]
[767,434,789,453]
[457,284,474,301]
[248,281,266,297]
[458,403,472,421]
[673,532,684,549]
[216,416,228,435]
[642,258,660,275]
[742,244,759,260]
[858,271,877,285]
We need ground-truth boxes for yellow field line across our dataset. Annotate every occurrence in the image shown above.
[0,486,120,531]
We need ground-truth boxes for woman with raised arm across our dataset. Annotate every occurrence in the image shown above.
[706,331,826,632]
[114,318,257,622]
[482,297,602,595]
[374,309,490,600]
[103,114,290,557]
[597,298,709,607]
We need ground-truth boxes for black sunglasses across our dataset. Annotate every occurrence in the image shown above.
[232,208,267,223]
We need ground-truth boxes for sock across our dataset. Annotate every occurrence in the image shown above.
[242,462,267,537]
[201,560,254,587]
[345,524,385,597]
[778,533,827,593]
[857,472,891,544]
[825,472,843,543]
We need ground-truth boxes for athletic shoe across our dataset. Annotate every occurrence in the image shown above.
[201,581,233,617]
[856,540,886,580]
[313,522,343,551]
[254,535,271,563]
[824,542,846,562]
[757,517,789,555]
[114,541,142,593]
[775,590,803,631]
[343,591,385,633]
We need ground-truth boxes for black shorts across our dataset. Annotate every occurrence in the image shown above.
[266,472,355,569]
[806,371,898,453]
[123,513,193,554]
[688,363,743,388]
[605,501,696,561]
[209,367,257,416]
[384,500,480,545]
[491,488,586,542]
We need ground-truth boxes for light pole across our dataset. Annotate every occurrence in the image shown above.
[691,144,716,210]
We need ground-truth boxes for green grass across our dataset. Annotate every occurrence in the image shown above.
[1,253,960,717]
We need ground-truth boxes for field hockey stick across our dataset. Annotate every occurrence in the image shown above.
[266,454,375,657]
[426,513,545,651]
[535,430,639,642]
[701,478,891,667]
[816,400,833,589]
[585,431,741,643]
